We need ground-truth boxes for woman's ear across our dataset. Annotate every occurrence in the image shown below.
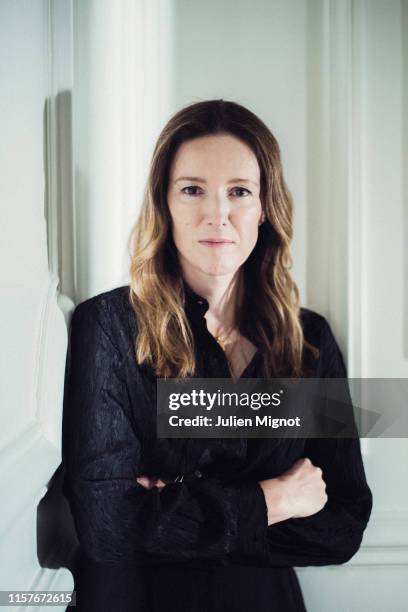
[259,211,265,225]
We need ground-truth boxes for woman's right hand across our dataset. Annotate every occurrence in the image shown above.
[259,457,328,526]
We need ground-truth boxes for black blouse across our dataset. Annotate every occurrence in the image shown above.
[61,282,373,612]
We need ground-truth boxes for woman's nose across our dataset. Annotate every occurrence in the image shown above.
[202,195,231,225]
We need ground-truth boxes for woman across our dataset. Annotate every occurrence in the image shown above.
[62,99,373,611]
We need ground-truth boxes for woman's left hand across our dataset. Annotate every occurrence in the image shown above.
[136,476,172,490]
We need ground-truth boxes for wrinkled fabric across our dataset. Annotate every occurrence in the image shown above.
[61,282,373,611]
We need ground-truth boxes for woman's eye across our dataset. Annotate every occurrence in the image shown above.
[181,186,202,196]
[231,187,251,197]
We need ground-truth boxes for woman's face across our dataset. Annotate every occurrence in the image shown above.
[167,133,264,279]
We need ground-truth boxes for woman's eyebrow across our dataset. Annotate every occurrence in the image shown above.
[174,176,259,186]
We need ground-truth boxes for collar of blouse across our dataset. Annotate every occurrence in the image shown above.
[181,279,256,348]
[182,279,210,320]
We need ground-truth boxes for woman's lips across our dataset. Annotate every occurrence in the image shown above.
[199,240,235,248]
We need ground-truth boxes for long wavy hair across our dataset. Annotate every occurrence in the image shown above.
[127,99,319,378]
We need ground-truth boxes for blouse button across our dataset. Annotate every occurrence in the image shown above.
[194,469,203,478]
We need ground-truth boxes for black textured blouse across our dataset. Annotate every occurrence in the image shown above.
[61,282,373,612]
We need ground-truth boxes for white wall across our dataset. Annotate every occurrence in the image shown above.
[72,0,173,302]
[0,0,74,606]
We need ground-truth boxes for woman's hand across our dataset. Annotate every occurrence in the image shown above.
[136,476,172,491]
[259,457,328,526]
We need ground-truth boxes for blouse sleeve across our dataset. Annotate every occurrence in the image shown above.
[232,317,373,567]
[61,300,271,568]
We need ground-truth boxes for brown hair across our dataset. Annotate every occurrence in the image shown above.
[127,99,319,378]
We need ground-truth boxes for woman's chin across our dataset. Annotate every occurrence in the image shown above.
[195,264,240,277]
